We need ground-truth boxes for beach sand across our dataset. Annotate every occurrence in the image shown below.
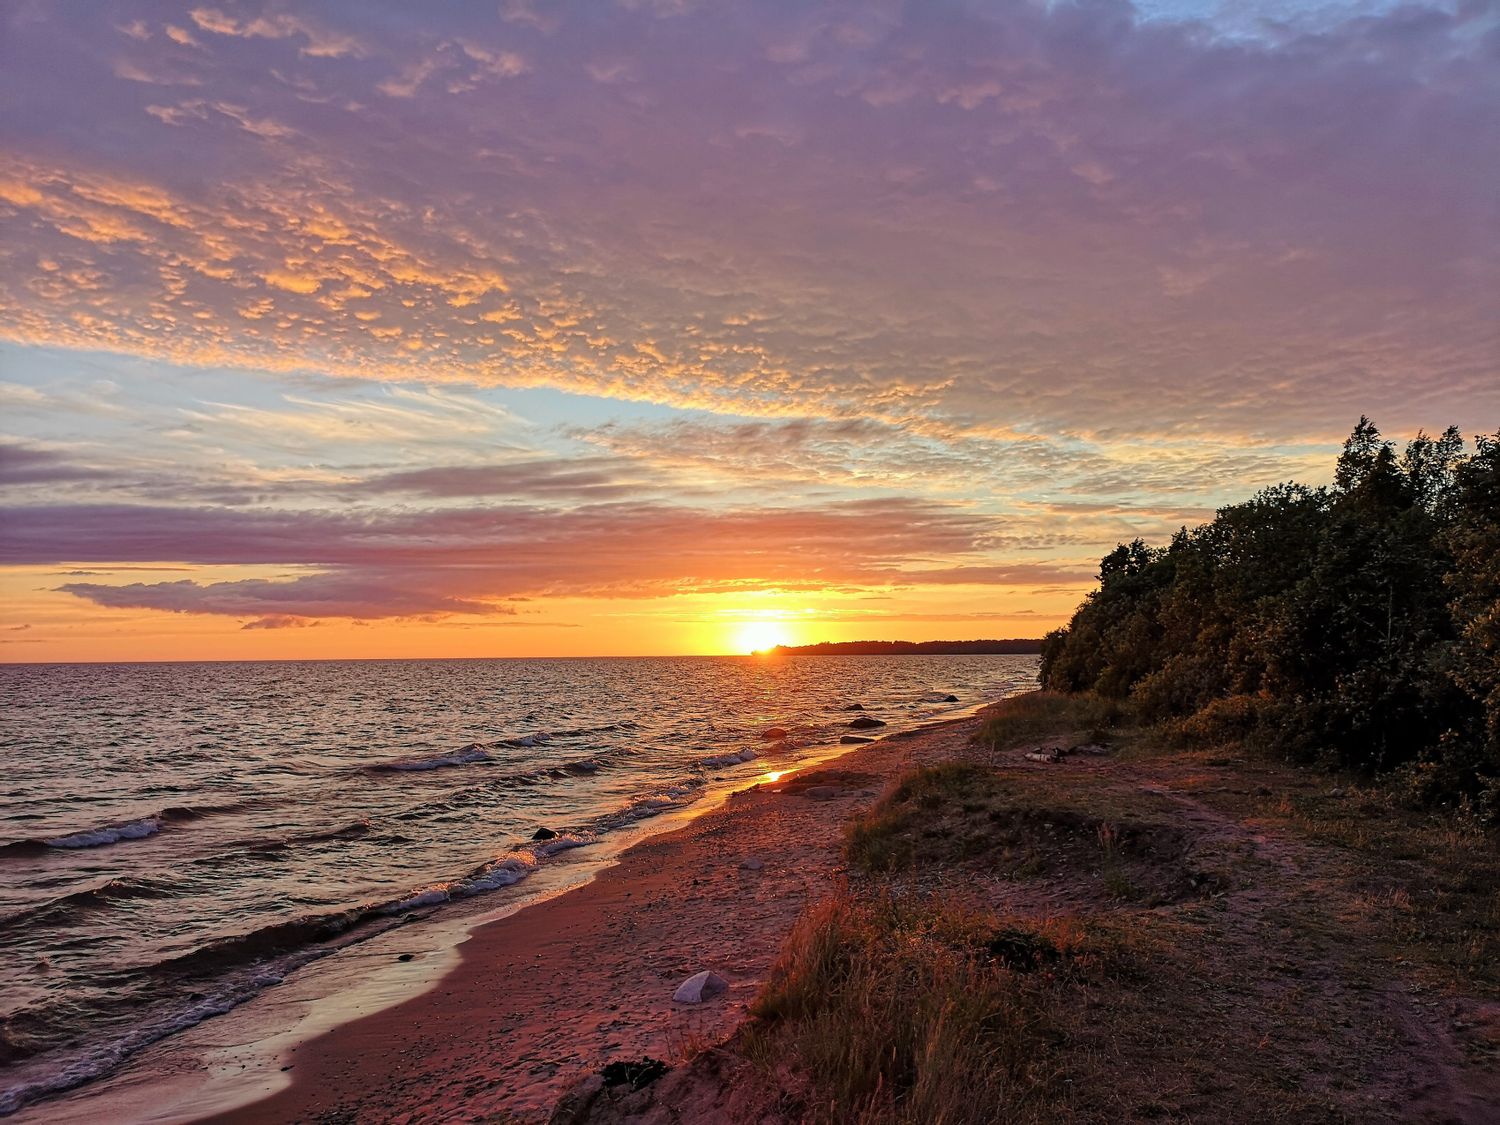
[180,714,980,1123]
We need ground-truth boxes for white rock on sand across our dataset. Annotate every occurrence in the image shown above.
[672,970,728,1004]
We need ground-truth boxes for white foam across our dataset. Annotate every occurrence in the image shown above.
[698,747,758,768]
[531,832,596,858]
[44,817,162,849]
[381,888,451,913]
[458,856,537,894]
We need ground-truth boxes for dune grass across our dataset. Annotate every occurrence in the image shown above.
[745,890,1068,1125]
[977,691,1130,754]
[842,761,1000,873]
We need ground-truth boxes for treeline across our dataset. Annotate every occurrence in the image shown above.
[1041,419,1500,822]
[771,639,1044,655]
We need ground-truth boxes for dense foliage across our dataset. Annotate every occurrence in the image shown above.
[1041,419,1500,821]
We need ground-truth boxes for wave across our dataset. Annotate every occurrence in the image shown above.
[698,747,759,769]
[0,878,166,936]
[148,910,363,979]
[0,817,162,859]
[383,750,641,816]
[380,829,599,913]
[368,744,493,772]
[368,723,642,776]
[291,818,371,844]
[0,801,262,859]
[592,782,706,831]
[158,801,260,821]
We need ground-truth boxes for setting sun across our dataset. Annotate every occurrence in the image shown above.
[732,620,793,654]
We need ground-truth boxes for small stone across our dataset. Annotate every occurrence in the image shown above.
[532,827,558,841]
[672,970,728,1004]
[739,857,765,870]
[397,953,415,962]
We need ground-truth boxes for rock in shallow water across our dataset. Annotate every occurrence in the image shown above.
[532,826,558,841]
[848,716,886,730]
[762,727,789,740]
[673,970,728,1004]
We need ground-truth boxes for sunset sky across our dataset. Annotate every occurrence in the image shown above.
[1,0,1495,661]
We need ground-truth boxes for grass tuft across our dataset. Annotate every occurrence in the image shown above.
[747,890,1063,1124]
[977,691,1129,755]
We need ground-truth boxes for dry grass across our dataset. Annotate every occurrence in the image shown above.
[1241,779,1500,990]
[842,759,1211,906]
[744,889,1072,1125]
[977,691,1130,755]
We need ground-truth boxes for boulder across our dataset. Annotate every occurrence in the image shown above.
[672,970,728,1004]
[531,827,558,841]
[848,716,886,730]
[840,734,875,745]
[762,727,789,740]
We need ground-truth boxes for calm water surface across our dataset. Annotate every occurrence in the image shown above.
[0,654,1038,1114]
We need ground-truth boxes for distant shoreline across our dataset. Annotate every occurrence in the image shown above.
[767,639,1044,656]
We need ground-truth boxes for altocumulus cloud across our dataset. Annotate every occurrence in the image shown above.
[0,0,1493,444]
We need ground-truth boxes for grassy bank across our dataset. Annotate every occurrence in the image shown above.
[726,692,1500,1124]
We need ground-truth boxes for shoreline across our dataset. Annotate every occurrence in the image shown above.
[20,709,993,1124]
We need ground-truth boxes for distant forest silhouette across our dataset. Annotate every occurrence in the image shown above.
[769,639,1044,656]
[1042,419,1500,823]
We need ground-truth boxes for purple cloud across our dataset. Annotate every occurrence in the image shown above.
[0,442,108,486]
[0,0,1492,443]
[6,495,1090,621]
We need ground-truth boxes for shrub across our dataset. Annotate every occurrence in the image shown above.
[748,891,1059,1124]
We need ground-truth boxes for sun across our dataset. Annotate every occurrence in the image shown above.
[732,620,792,654]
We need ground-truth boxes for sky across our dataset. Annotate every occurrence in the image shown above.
[0,0,1496,661]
